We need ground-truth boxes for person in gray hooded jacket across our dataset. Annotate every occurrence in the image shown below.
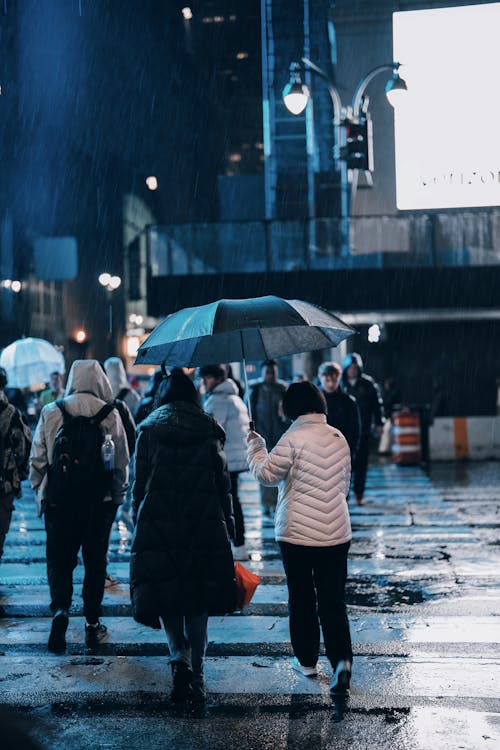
[30,360,129,654]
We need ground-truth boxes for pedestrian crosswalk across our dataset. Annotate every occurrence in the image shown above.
[1,462,499,710]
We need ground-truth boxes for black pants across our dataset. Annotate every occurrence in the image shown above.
[353,434,370,498]
[279,541,352,670]
[0,493,15,559]
[45,500,117,622]
[230,472,245,547]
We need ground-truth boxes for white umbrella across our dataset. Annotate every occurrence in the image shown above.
[0,337,65,388]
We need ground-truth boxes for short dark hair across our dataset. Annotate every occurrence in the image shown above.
[261,359,277,369]
[282,381,327,421]
[198,364,225,380]
[0,367,7,390]
[318,361,341,377]
[156,368,200,408]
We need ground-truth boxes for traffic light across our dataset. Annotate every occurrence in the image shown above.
[341,115,373,172]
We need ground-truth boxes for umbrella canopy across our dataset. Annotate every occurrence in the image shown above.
[135,296,355,368]
[0,337,65,388]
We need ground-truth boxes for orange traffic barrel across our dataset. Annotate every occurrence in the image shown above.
[391,409,421,465]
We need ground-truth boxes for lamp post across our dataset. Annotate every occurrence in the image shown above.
[98,273,122,353]
[283,58,407,257]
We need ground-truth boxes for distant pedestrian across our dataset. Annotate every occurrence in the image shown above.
[221,363,245,400]
[340,353,384,506]
[104,357,141,417]
[249,359,289,516]
[134,369,163,425]
[0,367,32,562]
[103,358,137,539]
[39,371,65,408]
[199,364,250,561]
[379,377,402,454]
[318,362,360,458]
[247,381,353,694]
[29,360,129,654]
[130,369,236,703]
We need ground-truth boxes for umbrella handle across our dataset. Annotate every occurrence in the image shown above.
[241,344,253,431]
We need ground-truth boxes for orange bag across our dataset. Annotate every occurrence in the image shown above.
[234,561,260,609]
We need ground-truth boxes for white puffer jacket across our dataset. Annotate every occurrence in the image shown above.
[203,379,249,472]
[247,413,351,546]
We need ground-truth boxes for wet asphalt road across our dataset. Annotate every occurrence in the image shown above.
[0,459,499,749]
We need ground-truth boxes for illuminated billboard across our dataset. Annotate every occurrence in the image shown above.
[393,3,500,210]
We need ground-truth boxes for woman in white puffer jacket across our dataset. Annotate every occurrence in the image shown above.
[247,380,353,694]
[199,364,250,561]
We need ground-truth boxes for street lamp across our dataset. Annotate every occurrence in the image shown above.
[98,273,122,343]
[282,58,407,256]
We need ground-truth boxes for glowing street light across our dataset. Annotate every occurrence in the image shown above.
[98,272,122,343]
[145,175,158,191]
[282,57,407,256]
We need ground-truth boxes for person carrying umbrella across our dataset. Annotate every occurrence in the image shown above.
[247,381,353,694]
[130,369,236,703]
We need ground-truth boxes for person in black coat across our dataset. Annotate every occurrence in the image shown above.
[341,353,384,506]
[318,362,361,458]
[130,369,236,703]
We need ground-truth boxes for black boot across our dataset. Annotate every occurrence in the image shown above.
[171,661,193,703]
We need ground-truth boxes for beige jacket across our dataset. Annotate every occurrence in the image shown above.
[29,360,129,515]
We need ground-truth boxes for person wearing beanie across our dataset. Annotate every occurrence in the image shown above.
[340,353,384,505]
[247,381,353,694]
[318,362,360,459]
[199,364,250,561]
[130,368,236,704]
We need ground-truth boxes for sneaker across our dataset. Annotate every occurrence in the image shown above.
[292,656,318,677]
[85,621,109,648]
[191,675,206,703]
[104,573,119,588]
[355,493,364,506]
[232,543,250,561]
[48,609,69,654]
[171,661,194,703]
[329,660,351,693]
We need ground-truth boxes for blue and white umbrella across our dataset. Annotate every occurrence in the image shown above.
[0,337,65,388]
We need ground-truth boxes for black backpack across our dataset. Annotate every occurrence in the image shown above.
[46,400,115,508]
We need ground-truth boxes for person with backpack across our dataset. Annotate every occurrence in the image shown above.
[29,360,129,654]
[0,367,32,562]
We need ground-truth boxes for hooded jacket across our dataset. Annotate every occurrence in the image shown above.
[0,392,31,497]
[247,414,352,547]
[29,360,129,515]
[130,400,236,627]
[104,357,141,416]
[203,379,249,472]
[341,353,384,436]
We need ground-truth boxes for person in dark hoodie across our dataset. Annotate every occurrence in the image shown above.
[318,362,360,459]
[130,369,236,704]
[340,353,384,506]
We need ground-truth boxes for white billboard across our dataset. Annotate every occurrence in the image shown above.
[393,3,500,210]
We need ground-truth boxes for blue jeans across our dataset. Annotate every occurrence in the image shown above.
[162,614,208,680]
